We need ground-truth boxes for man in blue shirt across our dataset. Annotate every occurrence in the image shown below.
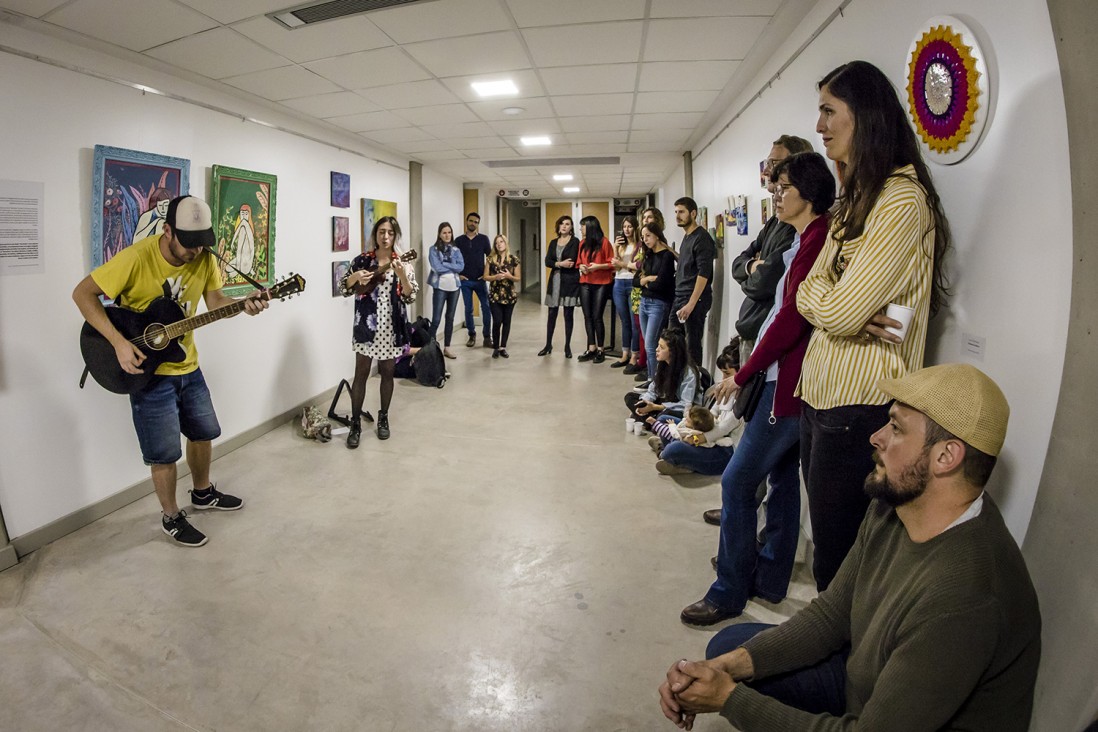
[454,212,493,348]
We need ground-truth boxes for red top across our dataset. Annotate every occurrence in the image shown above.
[577,238,615,285]
[734,214,829,418]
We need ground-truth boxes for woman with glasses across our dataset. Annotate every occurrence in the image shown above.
[794,60,952,591]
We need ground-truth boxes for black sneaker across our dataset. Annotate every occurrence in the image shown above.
[634,372,648,382]
[162,510,207,547]
[633,380,651,393]
[376,410,390,440]
[189,484,243,511]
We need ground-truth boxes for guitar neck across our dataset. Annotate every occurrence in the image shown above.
[163,299,250,340]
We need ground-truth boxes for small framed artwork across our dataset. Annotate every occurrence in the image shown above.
[91,144,190,269]
[331,171,350,208]
[360,197,398,251]
[698,206,708,230]
[714,212,725,247]
[761,198,772,226]
[760,160,768,189]
[332,260,350,297]
[332,216,349,252]
[210,165,277,295]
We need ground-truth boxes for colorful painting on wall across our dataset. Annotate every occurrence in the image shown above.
[360,197,397,251]
[332,260,350,297]
[761,198,772,226]
[210,165,277,296]
[332,216,349,252]
[91,145,190,269]
[331,171,350,208]
[759,160,768,189]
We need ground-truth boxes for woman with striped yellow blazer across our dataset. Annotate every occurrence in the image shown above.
[796,60,952,591]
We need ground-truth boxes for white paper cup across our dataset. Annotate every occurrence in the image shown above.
[633,422,646,436]
[885,303,915,342]
[626,418,635,433]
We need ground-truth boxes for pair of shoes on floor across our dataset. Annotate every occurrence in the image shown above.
[680,598,741,626]
[703,508,721,526]
[655,459,693,476]
[443,348,457,359]
[647,435,663,454]
[577,350,596,362]
[466,335,476,348]
[538,346,552,356]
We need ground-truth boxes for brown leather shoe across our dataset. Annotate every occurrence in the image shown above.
[703,509,721,526]
[680,598,740,626]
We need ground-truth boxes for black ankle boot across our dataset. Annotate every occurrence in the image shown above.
[538,345,552,356]
[565,345,573,358]
[347,418,362,449]
[376,410,390,440]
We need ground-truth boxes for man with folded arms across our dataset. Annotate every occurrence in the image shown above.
[658,363,1041,731]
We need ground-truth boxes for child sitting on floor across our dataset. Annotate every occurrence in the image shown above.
[647,404,715,447]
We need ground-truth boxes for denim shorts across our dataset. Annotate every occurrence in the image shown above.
[129,368,221,465]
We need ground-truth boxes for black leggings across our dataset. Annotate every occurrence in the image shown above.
[546,306,575,348]
[580,283,612,349]
[351,353,395,419]
[489,301,515,348]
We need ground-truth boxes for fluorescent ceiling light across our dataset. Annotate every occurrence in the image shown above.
[563,186,580,193]
[552,174,573,181]
[521,136,551,146]
[471,79,518,97]
[501,106,524,115]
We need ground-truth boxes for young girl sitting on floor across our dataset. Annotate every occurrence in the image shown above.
[648,404,715,446]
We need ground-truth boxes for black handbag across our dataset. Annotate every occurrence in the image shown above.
[733,371,766,421]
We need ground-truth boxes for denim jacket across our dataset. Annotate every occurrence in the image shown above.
[427,244,464,289]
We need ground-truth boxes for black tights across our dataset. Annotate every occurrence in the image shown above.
[490,302,515,348]
[546,306,575,348]
[351,353,395,420]
[580,283,612,350]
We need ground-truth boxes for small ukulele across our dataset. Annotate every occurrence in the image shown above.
[350,250,418,295]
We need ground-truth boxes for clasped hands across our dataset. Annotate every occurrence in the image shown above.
[658,658,737,730]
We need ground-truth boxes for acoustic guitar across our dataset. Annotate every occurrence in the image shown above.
[80,274,306,394]
[348,250,417,295]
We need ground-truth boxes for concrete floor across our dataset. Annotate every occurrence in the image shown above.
[0,299,816,731]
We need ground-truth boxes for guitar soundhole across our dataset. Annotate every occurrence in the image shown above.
[144,324,170,351]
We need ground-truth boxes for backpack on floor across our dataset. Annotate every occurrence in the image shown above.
[409,316,432,348]
[414,340,447,388]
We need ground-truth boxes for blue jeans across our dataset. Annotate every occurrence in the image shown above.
[129,369,221,465]
[459,279,491,338]
[706,381,801,612]
[706,623,848,717]
[639,297,670,379]
[661,440,735,475]
[612,278,636,353]
[431,288,460,346]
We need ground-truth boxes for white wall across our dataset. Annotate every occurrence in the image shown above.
[669,0,1071,542]
[0,25,460,538]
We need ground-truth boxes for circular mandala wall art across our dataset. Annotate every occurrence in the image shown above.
[906,16,990,164]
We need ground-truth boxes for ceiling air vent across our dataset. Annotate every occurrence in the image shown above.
[270,0,439,29]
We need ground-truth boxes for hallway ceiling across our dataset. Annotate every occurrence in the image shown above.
[1,0,811,198]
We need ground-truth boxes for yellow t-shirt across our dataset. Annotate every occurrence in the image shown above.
[91,235,223,376]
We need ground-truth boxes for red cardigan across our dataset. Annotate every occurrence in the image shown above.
[734,214,829,418]
[577,238,615,285]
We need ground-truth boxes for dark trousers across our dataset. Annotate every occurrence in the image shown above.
[670,296,711,367]
[489,301,515,348]
[800,402,891,590]
[580,282,612,349]
[706,623,848,717]
[546,306,575,349]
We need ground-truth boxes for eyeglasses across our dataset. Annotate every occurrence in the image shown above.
[764,158,783,170]
[774,183,794,197]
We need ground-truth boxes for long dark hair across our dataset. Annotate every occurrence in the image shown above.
[819,60,950,316]
[653,328,697,402]
[433,221,453,253]
[367,216,401,253]
[579,215,605,259]
[555,215,574,238]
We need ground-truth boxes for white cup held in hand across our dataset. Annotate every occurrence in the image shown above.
[884,303,915,342]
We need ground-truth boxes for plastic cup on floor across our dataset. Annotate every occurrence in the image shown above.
[633,422,646,436]
[626,418,635,433]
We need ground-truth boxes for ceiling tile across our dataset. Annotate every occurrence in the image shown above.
[279,92,380,118]
[629,128,691,144]
[552,93,633,117]
[230,15,391,63]
[392,104,479,126]
[631,112,704,130]
[628,141,686,153]
[470,148,521,158]
[146,27,289,79]
[304,47,432,90]
[649,0,780,17]
[410,150,469,161]
[404,31,530,77]
[420,121,498,138]
[359,80,460,109]
[439,70,545,102]
[634,90,718,114]
[523,22,642,67]
[369,0,511,43]
[468,96,555,121]
[505,0,645,27]
[362,127,439,144]
[489,117,561,135]
[174,0,293,24]
[644,18,769,61]
[638,60,740,91]
[389,139,456,154]
[224,66,341,101]
[540,64,637,95]
[46,0,217,52]
[446,136,511,150]
[565,131,629,144]
[327,110,410,132]
[569,143,627,155]
[4,0,69,17]
[560,115,632,132]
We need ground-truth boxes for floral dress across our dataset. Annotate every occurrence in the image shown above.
[488,254,519,305]
[340,250,419,360]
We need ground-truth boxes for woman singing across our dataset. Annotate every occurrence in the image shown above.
[340,216,419,445]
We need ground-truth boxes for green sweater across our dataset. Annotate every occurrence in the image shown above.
[723,498,1041,731]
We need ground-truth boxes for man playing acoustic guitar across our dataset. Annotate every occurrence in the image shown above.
[73,196,268,547]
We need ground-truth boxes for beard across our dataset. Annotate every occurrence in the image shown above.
[864,449,931,507]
